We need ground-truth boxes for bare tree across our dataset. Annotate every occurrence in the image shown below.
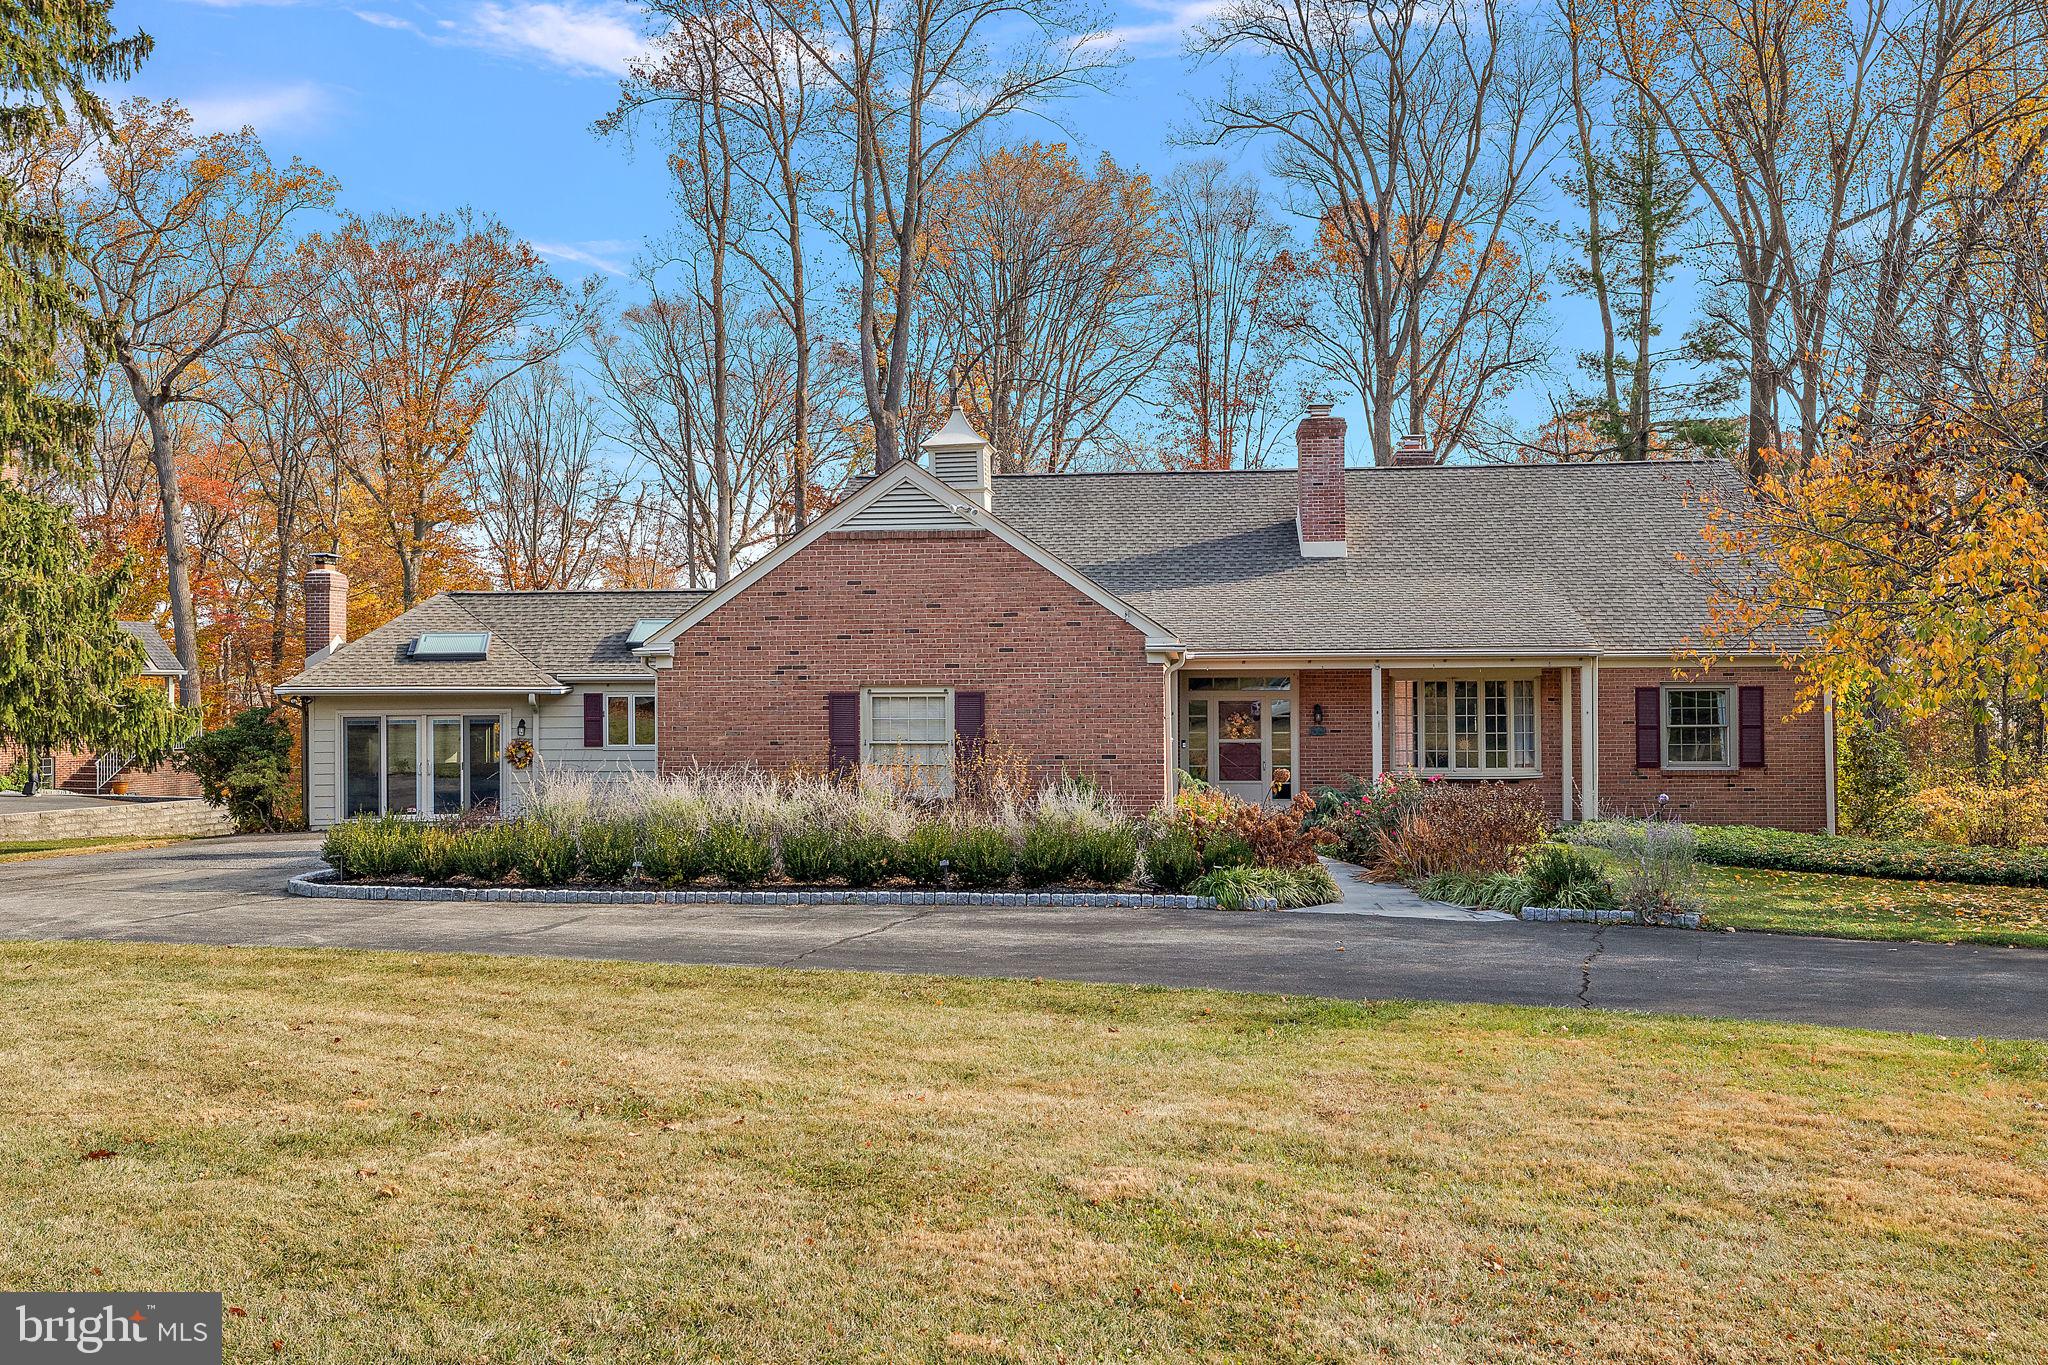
[27,98,336,706]
[466,363,621,590]
[611,0,827,525]
[751,0,1122,470]
[919,142,1173,471]
[1191,0,1566,464]
[1156,160,1295,470]
[596,287,792,586]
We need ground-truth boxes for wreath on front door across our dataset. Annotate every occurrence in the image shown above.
[505,738,536,771]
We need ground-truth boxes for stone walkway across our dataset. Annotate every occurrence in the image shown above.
[1298,857,1515,922]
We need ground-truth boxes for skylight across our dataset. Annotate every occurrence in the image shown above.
[626,617,670,646]
[408,631,489,660]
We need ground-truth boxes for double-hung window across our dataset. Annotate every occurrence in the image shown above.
[1662,687,1734,769]
[864,689,953,793]
[606,693,657,748]
[1412,678,1539,777]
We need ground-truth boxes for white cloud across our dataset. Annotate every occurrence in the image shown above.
[463,0,648,76]
[1102,0,1224,50]
[532,238,637,275]
[352,9,425,32]
[179,82,335,135]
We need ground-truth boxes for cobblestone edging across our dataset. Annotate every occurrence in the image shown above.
[1519,905,1704,930]
[288,869,1252,911]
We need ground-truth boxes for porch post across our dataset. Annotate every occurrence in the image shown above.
[1370,664,1384,783]
[1579,661,1600,820]
[1560,668,1574,822]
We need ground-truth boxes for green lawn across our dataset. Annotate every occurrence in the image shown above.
[1694,862,2048,949]
[2,942,2043,1362]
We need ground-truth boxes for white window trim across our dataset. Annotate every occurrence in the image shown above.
[1408,674,1545,779]
[861,687,955,795]
[601,691,658,750]
[1660,684,1738,772]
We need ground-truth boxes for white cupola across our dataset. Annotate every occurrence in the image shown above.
[920,406,994,511]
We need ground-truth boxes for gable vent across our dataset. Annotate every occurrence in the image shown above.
[846,478,974,531]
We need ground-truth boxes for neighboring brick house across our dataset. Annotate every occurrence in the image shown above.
[279,408,1835,832]
[2,621,201,798]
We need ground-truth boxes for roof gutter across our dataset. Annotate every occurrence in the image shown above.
[275,684,572,698]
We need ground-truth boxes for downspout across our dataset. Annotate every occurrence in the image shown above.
[1160,650,1186,805]
[290,696,311,831]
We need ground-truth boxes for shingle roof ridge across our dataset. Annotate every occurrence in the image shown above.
[445,587,706,598]
[990,457,1735,479]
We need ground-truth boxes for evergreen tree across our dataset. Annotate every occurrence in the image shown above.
[0,0,150,476]
[1560,99,1739,459]
[0,484,193,790]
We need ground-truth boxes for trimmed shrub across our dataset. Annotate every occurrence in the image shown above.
[579,818,641,884]
[1563,820,2048,888]
[417,822,460,883]
[703,821,773,886]
[779,827,840,884]
[1078,826,1139,886]
[323,816,420,880]
[1143,830,1203,893]
[839,834,898,888]
[1524,843,1617,910]
[513,818,578,886]
[949,828,1015,889]
[1019,819,1087,885]
[449,822,519,883]
[639,821,705,886]
[893,821,954,886]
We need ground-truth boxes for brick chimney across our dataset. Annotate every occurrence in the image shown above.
[305,551,348,666]
[1296,403,1347,557]
[1392,431,1436,467]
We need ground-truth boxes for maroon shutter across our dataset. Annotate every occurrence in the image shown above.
[583,692,604,747]
[827,692,860,776]
[1634,687,1661,768]
[1739,686,1766,768]
[954,690,986,760]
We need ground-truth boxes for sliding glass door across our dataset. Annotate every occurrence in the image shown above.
[340,712,504,818]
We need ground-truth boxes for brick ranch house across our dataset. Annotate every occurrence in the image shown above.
[277,408,1835,833]
[2,621,202,798]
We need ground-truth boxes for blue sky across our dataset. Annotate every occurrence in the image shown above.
[122,0,1241,283]
[119,0,1619,453]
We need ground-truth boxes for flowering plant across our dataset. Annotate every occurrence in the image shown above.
[1305,772,1427,863]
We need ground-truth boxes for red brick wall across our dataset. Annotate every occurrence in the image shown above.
[1295,412,1346,543]
[658,529,1169,812]
[0,741,200,798]
[1596,662,1828,831]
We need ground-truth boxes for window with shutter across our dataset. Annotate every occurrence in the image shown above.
[826,692,860,776]
[582,692,604,748]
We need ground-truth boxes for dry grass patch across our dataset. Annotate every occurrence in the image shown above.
[0,941,2043,1362]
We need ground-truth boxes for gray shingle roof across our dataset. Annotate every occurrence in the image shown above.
[279,589,704,694]
[118,620,183,675]
[992,460,1784,656]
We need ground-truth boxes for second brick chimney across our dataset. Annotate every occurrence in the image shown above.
[305,552,348,666]
[1296,403,1347,557]
[1392,431,1436,467]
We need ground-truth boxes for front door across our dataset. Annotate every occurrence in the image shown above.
[1181,678,1295,805]
[1215,699,1267,803]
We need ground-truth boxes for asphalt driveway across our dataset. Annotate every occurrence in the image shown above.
[2,834,2044,1040]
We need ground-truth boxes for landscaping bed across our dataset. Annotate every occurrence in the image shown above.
[319,767,1341,912]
